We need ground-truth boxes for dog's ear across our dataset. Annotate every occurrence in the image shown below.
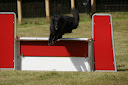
[59,16,63,25]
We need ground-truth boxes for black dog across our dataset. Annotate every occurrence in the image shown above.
[48,9,79,46]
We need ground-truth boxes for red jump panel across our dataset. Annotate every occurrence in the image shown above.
[93,14,116,71]
[0,13,15,68]
[20,41,88,57]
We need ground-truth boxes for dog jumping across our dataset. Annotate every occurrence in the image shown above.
[48,9,79,46]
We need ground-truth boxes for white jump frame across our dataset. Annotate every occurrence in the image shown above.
[15,37,92,71]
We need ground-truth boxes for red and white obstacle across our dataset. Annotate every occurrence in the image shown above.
[0,12,117,72]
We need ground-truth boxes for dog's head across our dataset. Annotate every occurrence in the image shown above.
[52,16,63,30]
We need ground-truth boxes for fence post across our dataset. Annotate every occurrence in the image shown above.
[45,0,50,21]
[17,0,22,24]
[71,0,75,9]
[91,0,96,13]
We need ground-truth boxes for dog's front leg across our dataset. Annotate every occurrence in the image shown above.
[48,33,54,46]
[53,34,62,44]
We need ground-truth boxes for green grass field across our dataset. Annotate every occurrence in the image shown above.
[0,12,128,85]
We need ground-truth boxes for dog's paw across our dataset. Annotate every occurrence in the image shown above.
[48,43,51,46]
[52,40,57,45]
[52,41,55,45]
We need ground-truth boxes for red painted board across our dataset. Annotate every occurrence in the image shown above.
[20,41,88,57]
[93,15,115,71]
[0,14,15,68]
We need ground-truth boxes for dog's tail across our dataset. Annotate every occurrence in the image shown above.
[72,9,79,25]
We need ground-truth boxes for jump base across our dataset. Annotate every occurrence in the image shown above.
[21,57,90,71]
[15,37,92,71]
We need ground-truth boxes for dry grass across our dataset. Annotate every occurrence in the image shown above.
[0,70,128,85]
[0,12,128,85]
[16,13,92,38]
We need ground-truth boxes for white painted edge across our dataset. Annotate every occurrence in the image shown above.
[94,70,117,72]
[0,68,14,70]
[19,37,90,41]
[110,15,117,72]
[14,13,16,71]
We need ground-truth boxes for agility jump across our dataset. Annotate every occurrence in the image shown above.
[0,12,117,72]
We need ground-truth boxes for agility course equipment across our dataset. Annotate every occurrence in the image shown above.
[0,12,117,72]
[16,37,92,71]
[92,14,117,71]
[0,12,16,69]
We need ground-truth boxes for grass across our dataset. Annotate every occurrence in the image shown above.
[0,12,128,85]
[16,13,92,38]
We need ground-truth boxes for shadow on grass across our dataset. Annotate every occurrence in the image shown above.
[117,69,128,72]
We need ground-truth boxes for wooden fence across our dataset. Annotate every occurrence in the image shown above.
[17,0,96,24]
